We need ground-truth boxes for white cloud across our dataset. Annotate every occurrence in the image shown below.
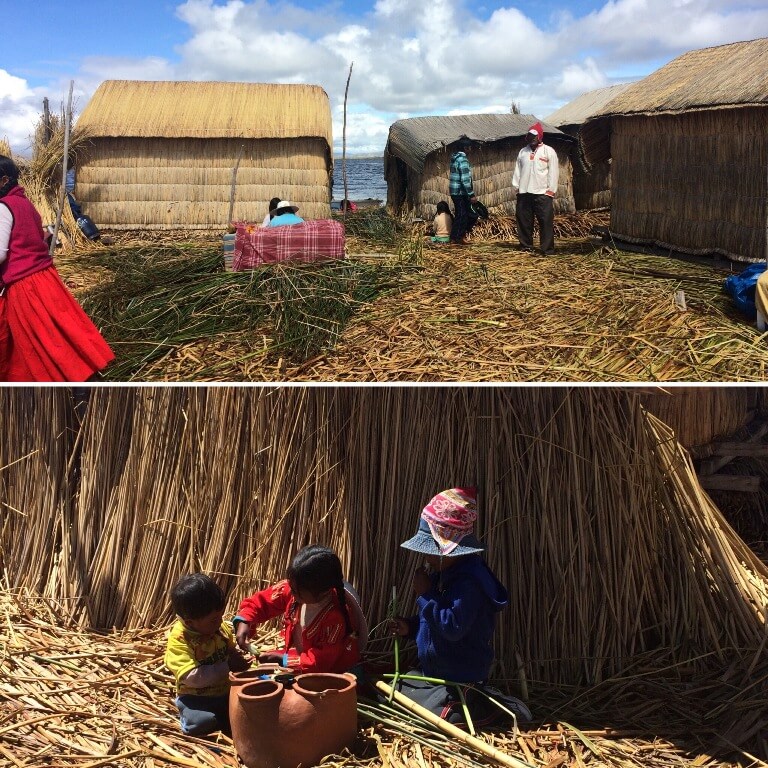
[0,71,47,154]
[4,0,768,156]
[554,58,608,99]
[563,0,768,64]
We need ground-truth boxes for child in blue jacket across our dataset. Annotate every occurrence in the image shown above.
[391,487,531,729]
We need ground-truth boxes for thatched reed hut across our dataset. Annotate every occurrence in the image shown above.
[384,114,575,219]
[545,83,632,210]
[73,80,334,230]
[581,37,768,262]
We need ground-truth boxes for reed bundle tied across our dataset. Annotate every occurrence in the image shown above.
[16,111,96,251]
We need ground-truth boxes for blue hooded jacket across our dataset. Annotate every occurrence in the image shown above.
[406,554,508,682]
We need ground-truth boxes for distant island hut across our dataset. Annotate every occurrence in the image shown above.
[545,83,632,210]
[384,114,575,219]
[73,80,333,230]
[580,37,768,262]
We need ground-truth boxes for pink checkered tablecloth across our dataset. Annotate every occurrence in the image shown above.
[233,219,346,270]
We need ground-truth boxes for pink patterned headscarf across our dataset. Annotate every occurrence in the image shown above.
[421,487,478,555]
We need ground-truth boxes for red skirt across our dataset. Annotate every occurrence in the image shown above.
[0,266,114,382]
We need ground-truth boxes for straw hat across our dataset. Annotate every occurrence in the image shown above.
[275,200,299,214]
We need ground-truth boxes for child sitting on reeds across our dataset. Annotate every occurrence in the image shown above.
[389,487,531,729]
[431,201,453,244]
[234,544,367,674]
[164,573,250,736]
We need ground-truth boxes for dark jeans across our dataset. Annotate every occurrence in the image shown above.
[394,670,531,729]
[515,193,555,253]
[176,693,231,736]
[450,194,471,242]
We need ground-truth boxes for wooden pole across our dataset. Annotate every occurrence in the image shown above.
[227,143,245,228]
[341,62,353,218]
[42,97,52,145]
[374,681,534,768]
[50,81,73,257]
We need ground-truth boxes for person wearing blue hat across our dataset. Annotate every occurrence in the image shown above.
[389,487,531,728]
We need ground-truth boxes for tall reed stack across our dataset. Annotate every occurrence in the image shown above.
[1,387,765,690]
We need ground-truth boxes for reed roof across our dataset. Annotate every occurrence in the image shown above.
[591,37,768,117]
[75,80,333,147]
[386,113,569,173]
[545,83,633,127]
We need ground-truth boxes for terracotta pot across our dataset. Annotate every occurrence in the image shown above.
[231,672,357,768]
[229,665,291,686]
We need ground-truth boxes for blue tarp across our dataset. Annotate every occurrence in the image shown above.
[723,263,767,320]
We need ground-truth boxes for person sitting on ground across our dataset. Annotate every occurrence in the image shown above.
[267,200,305,227]
[340,198,358,213]
[431,201,453,244]
[164,573,250,737]
[389,487,531,730]
[261,197,282,227]
[234,544,366,674]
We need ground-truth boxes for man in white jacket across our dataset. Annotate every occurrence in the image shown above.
[511,122,559,255]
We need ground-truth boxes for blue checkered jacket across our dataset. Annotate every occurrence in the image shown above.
[449,152,474,197]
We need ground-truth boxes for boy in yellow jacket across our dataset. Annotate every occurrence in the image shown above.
[164,573,249,736]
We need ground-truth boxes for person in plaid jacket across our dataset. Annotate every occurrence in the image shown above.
[448,138,478,245]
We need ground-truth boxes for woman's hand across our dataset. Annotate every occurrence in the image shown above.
[258,651,285,665]
[235,621,251,652]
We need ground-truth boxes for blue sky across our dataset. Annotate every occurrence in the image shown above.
[3,0,768,155]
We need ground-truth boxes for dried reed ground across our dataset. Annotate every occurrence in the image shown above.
[53,217,764,382]
[0,589,760,768]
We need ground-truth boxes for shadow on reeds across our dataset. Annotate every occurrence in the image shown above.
[78,240,419,381]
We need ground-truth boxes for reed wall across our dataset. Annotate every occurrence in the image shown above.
[610,108,768,261]
[0,387,765,688]
[639,387,768,449]
[75,137,333,229]
[386,139,575,219]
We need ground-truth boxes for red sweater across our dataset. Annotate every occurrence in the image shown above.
[0,186,53,286]
[235,579,360,673]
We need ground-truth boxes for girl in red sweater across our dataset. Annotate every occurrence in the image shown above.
[234,544,366,674]
[0,155,114,381]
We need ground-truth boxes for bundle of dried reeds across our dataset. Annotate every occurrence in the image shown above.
[17,112,96,250]
[469,211,609,243]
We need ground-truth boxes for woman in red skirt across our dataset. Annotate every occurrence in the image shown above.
[0,155,114,382]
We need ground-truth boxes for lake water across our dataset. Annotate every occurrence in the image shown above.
[332,157,386,203]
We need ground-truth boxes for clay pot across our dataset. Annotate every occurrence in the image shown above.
[231,672,357,768]
[229,665,291,686]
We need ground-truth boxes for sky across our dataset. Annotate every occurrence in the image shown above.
[3,0,768,156]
